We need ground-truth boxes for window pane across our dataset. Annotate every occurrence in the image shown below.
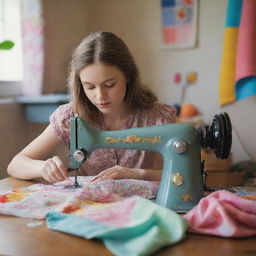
[0,0,23,81]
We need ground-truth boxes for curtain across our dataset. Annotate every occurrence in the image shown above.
[21,0,44,96]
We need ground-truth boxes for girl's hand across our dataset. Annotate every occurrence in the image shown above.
[90,165,145,182]
[41,156,68,183]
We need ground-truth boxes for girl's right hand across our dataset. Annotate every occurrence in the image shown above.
[41,156,68,183]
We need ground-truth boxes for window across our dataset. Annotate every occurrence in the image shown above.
[0,0,23,92]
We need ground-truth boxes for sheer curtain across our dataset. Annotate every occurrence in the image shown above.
[21,0,44,96]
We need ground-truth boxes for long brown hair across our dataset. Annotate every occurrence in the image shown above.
[68,31,157,121]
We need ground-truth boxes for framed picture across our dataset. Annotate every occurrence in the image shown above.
[161,0,198,49]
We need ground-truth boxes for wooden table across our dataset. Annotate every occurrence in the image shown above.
[0,177,255,256]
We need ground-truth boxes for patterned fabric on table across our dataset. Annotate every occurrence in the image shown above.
[0,177,188,256]
[0,177,159,219]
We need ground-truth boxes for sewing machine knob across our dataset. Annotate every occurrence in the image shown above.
[198,112,232,159]
[73,150,86,162]
[171,172,184,186]
[173,139,187,153]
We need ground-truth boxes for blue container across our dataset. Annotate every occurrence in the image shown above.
[16,94,70,123]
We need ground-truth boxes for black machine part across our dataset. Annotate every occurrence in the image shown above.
[198,112,232,159]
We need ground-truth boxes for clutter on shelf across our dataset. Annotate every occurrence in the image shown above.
[175,103,203,128]
[201,148,244,187]
[231,161,256,187]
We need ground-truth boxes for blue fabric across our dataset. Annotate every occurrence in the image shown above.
[225,0,243,27]
[46,197,188,256]
[236,76,256,100]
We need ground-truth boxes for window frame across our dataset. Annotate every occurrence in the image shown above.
[0,0,23,97]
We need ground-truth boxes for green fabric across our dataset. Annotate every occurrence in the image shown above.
[46,197,188,256]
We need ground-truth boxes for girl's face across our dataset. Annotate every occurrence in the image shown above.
[79,62,127,116]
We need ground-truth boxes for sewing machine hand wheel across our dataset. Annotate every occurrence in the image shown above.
[199,112,232,159]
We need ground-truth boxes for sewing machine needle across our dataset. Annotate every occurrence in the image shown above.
[63,168,82,189]
[73,169,82,188]
[74,170,79,187]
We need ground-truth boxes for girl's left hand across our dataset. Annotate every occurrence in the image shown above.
[90,165,145,182]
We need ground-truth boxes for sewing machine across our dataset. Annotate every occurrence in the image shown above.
[68,112,232,213]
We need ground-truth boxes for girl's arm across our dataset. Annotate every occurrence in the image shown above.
[7,125,68,183]
[90,166,162,182]
[90,153,163,182]
[90,151,163,182]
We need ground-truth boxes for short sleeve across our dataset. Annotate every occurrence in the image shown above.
[140,102,176,127]
[154,103,176,125]
[49,102,75,145]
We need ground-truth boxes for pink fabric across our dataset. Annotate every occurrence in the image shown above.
[49,102,176,176]
[235,0,256,81]
[0,176,159,219]
[184,190,256,237]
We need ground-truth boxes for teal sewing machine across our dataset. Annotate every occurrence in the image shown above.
[68,112,232,213]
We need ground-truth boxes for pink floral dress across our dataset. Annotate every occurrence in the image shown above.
[50,102,176,176]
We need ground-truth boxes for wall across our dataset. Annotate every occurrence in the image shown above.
[42,0,94,94]
[0,103,46,178]
[0,102,68,179]
[0,0,93,179]
[0,103,25,178]
[88,0,254,163]
[1,0,255,178]
[41,0,255,164]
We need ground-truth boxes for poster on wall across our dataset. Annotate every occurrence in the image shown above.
[161,0,198,49]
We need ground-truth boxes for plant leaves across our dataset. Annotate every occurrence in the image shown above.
[0,40,15,50]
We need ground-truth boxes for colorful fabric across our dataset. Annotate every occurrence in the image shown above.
[0,177,159,219]
[219,0,256,105]
[49,102,176,176]
[0,177,187,256]
[47,197,188,256]
[1,178,256,255]
[184,190,256,237]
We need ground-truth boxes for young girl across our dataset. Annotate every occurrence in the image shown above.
[7,31,176,183]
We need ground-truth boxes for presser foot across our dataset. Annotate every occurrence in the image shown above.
[64,169,82,189]
[74,173,82,188]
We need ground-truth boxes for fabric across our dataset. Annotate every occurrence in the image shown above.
[184,190,256,237]
[49,101,176,176]
[47,197,188,256]
[235,0,256,101]
[21,0,44,96]
[1,178,256,255]
[0,177,158,219]
[219,0,256,105]
[0,177,187,256]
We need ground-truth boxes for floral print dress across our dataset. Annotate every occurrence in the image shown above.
[49,101,176,176]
